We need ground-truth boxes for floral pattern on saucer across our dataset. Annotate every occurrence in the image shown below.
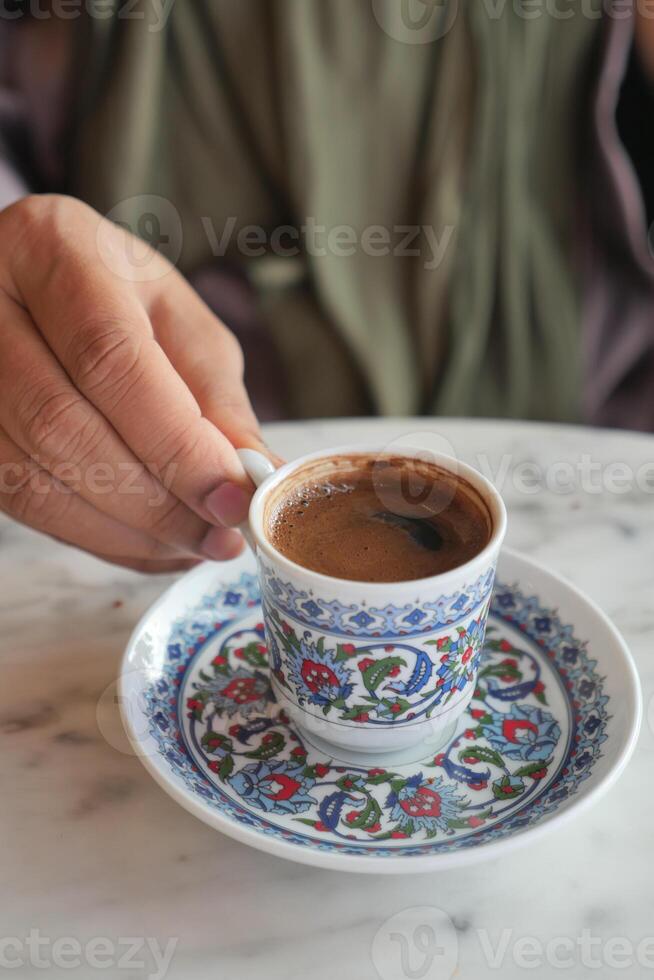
[142,572,610,857]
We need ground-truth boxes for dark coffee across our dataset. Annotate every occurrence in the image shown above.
[266,454,492,582]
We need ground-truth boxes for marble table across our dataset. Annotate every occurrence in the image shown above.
[2,418,653,980]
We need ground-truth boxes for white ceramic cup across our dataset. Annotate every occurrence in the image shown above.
[237,445,507,757]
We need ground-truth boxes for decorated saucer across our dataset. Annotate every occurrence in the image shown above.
[120,549,641,873]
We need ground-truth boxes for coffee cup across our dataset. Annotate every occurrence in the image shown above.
[237,444,507,757]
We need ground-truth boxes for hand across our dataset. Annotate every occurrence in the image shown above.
[0,194,268,572]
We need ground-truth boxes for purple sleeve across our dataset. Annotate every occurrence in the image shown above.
[0,24,29,208]
[0,78,30,208]
[0,19,73,207]
[582,14,654,431]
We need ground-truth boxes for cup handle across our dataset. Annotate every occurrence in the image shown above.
[235,449,277,551]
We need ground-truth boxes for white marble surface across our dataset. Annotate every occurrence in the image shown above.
[1,418,653,980]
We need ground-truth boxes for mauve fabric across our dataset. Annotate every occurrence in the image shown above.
[584,12,654,431]
[0,6,651,429]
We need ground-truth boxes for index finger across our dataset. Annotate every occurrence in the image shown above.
[3,198,251,520]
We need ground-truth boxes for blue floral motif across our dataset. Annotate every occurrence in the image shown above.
[138,571,611,862]
[268,607,487,724]
[282,633,354,707]
[190,669,272,719]
[228,760,316,815]
[386,774,465,834]
[433,616,485,698]
[260,561,495,638]
[484,704,561,762]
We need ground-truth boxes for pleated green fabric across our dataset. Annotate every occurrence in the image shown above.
[69,0,603,420]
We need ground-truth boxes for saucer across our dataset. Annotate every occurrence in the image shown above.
[120,549,641,873]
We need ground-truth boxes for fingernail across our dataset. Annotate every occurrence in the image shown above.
[200,527,245,561]
[204,482,251,527]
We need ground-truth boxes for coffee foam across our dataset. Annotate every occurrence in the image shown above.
[265,453,492,583]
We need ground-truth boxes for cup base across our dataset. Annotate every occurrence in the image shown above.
[297,718,459,769]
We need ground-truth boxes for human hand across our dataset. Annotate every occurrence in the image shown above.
[0,194,269,572]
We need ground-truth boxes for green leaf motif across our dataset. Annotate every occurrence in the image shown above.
[514,760,551,778]
[365,771,393,785]
[218,755,234,780]
[361,657,406,692]
[336,774,361,792]
[244,732,285,760]
[201,731,233,754]
[346,797,382,830]
[426,638,451,652]
[492,776,525,800]
[239,641,267,668]
[339,705,370,721]
[458,745,504,768]
[480,664,522,681]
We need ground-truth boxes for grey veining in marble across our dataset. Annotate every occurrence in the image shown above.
[1,419,653,979]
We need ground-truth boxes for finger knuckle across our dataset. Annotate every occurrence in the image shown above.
[141,493,196,545]
[68,320,145,404]
[4,471,72,528]
[0,194,90,256]
[19,382,84,457]
[147,420,203,487]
